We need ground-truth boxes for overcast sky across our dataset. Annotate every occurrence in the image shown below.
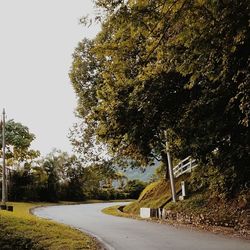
[0,0,100,156]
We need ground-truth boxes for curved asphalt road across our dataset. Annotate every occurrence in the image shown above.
[34,202,249,250]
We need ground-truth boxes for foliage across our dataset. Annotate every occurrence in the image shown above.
[124,179,147,199]
[69,120,110,166]
[9,163,46,201]
[0,119,41,201]
[189,165,250,200]
[0,119,35,149]
[6,149,136,202]
[151,162,167,181]
[69,38,111,166]
[0,119,39,163]
[0,202,98,249]
[70,0,250,196]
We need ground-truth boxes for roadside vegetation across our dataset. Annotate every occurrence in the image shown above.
[0,120,146,204]
[124,175,188,215]
[109,167,249,237]
[0,202,98,250]
[102,205,136,219]
[125,173,249,218]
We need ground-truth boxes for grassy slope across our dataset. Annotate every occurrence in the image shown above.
[123,176,249,237]
[0,202,98,250]
[164,190,249,229]
[124,175,187,215]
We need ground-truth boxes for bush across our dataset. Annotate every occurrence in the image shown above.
[0,230,37,250]
[125,180,147,199]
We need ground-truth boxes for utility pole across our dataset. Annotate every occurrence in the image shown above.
[2,108,7,204]
[164,130,176,202]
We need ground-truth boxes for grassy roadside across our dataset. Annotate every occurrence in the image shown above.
[123,176,187,215]
[0,202,99,250]
[102,180,250,240]
[102,205,139,219]
[101,179,184,219]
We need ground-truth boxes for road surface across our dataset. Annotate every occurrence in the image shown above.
[34,202,249,250]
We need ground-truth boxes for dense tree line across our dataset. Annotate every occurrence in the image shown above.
[70,0,249,198]
[4,150,145,202]
[0,120,144,202]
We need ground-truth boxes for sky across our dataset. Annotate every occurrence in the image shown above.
[0,0,100,156]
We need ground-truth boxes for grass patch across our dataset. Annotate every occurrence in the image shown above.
[124,175,187,215]
[101,205,137,219]
[0,202,99,250]
[164,190,249,226]
[164,191,208,213]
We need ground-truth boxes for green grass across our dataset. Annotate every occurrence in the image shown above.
[101,178,182,218]
[163,190,246,224]
[0,202,99,250]
[163,192,208,213]
[123,176,187,215]
[102,205,137,219]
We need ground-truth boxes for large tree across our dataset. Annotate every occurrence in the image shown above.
[71,0,249,194]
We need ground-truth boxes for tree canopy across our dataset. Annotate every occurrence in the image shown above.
[0,119,39,163]
[70,0,250,195]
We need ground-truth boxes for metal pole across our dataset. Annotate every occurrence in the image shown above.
[164,130,176,203]
[2,108,6,204]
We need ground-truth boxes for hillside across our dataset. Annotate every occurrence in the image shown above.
[123,175,249,238]
[124,175,187,214]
